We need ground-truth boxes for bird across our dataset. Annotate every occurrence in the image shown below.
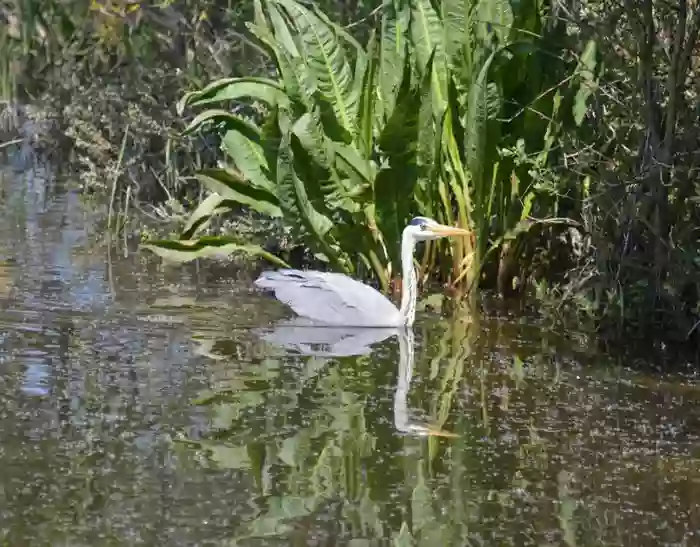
[254,216,472,327]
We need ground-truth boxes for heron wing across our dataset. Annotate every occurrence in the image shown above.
[254,269,401,326]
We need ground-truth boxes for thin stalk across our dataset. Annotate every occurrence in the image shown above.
[107,123,130,236]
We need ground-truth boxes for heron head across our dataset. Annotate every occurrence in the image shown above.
[406,216,472,241]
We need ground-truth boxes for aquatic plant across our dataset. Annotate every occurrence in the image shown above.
[143,0,598,305]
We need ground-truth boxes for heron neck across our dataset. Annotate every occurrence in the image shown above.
[398,232,417,326]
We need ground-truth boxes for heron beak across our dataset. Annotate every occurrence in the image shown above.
[429,224,472,237]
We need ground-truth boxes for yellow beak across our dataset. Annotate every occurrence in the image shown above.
[429,224,472,237]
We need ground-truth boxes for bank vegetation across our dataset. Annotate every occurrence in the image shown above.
[3,0,700,356]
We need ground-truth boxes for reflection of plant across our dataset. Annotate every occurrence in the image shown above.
[184,313,667,545]
[180,322,483,544]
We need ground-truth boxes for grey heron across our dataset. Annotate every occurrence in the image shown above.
[254,217,472,327]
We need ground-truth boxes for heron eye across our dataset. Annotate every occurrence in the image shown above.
[420,224,427,231]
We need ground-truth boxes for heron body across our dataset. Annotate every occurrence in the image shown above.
[255,217,471,327]
[255,269,402,326]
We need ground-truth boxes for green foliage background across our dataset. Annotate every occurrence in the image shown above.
[4,0,700,350]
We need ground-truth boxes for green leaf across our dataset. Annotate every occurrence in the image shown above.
[573,84,592,126]
[379,0,410,120]
[269,24,316,107]
[289,113,361,215]
[177,77,289,114]
[393,522,415,547]
[356,30,378,158]
[180,193,233,240]
[374,53,430,268]
[476,0,514,46]
[333,142,374,192]
[276,0,359,135]
[246,1,312,109]
[276,126,343,268]
[196,168,282,217]
[411,475,434,533]
[141,237,289,267]
[579,39,598,75]
[409,0,447,106]
[261,107,286,187]
[222,127,275,193]
[265,0,302,56]
[464,50,498,192]
[182,109,262,143]
[572,40,598,126]
[278,432,310,467]
[441,0,477,63]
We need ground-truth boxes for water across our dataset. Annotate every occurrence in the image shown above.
[1,155,700,546]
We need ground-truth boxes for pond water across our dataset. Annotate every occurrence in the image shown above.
[1,152,700,546]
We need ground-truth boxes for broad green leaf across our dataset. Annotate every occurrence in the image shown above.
[333,142,374,192]
[417,48,439,168]
[374,53,430,268]
[409,0,447,106]
[573,83,593,126]
[393,522,415,547]
[311,90,353,144]
[266,19,315,108]
[246,0,278,56]
[572,40,598,126]
[222,128,275,193]
[276,0,358,134]
[278,432,309,467]
[292,123,359,215]
[276,127,343,269]
[247,1,314,109]
[441,0,477,63]
[379,0,410,120]
[464,50,498,193]
[476,0,514,46]
[182,109,262,143]
[141,237,289,267]
[411,475,434,533]
[290,114,360,214]
[356,30,378,158]
[261,107,285,187]
[180,193,231,240]
[196,168,282,217]
[177,77,289,113]
[579,39,598,75]
[265,0,301,56]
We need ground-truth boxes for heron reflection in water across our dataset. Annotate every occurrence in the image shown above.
[254,217,471,328]
[255,324,457,438]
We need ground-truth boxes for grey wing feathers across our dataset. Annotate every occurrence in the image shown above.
[254,269,401,326]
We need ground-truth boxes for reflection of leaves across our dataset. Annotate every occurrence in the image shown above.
[233,496,318,542]
[348,539,373,547]
[278,431,310,467]
[411,473,434,533]
[353,490,384,538]
[393,522,415,546]
[196,442,252,470]
[185,320,479,545]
